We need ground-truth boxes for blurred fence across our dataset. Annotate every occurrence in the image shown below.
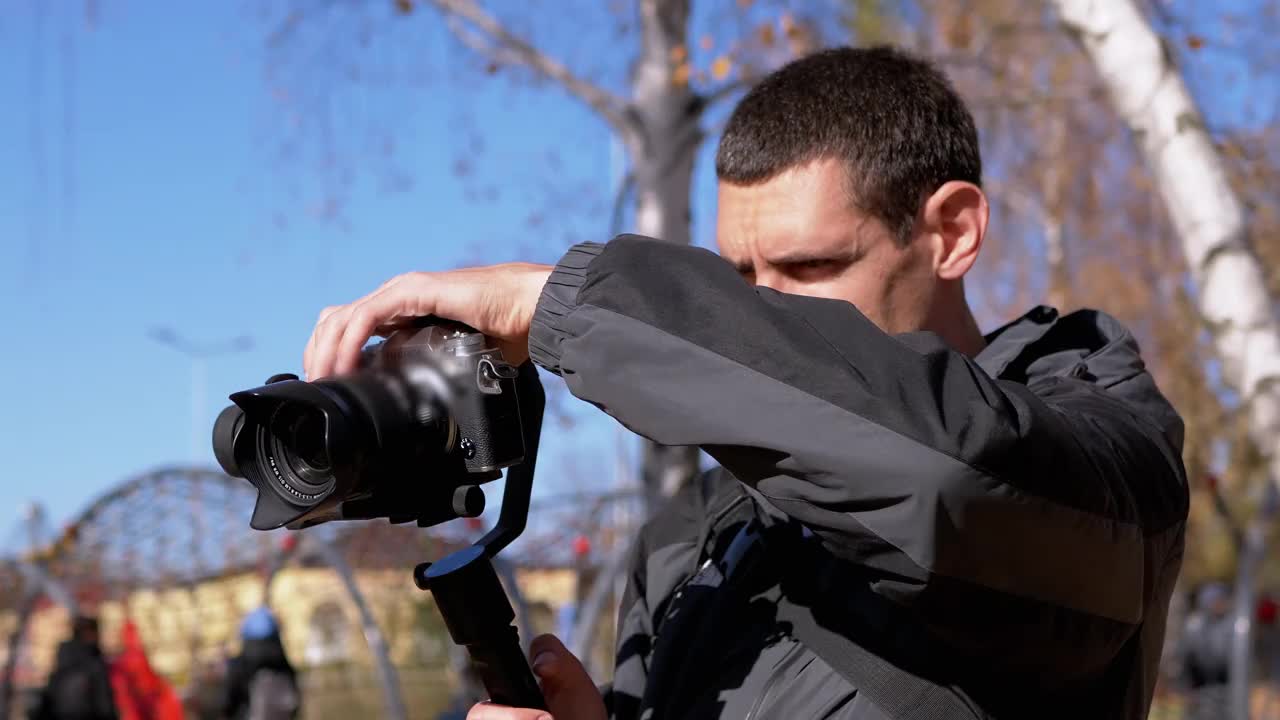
[12,464,1280,719]
[0,466,637,720]
[17,463,1280,720]
[0,467,428,720]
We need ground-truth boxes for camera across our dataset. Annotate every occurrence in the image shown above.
[217,315,549,709]
[212,317,526,531]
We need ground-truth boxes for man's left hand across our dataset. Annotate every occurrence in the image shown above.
[303,263,552,380]
[465,634,607,720]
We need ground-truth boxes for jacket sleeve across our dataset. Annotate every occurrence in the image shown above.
[529,236,1188,678]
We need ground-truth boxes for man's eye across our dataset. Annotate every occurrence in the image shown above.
[783,259,845,279]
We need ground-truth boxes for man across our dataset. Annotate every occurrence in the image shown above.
[305,47,1188,719]
[32,616,118,720]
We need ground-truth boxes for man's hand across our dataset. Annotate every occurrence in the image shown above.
[303,263,552,380]
[466,635,606,720]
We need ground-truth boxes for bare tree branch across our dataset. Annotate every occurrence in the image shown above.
[266,8,308,49]
[441,13,526,67]
[429,0,631,133]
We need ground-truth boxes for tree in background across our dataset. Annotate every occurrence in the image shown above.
[261,0,833,512]
[1054,0,1280,528]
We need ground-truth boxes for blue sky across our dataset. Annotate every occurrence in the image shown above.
[0,1,719,537]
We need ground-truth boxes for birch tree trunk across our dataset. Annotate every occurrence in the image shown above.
[622,0,705,506]
[1052,0,1280,487]
[1052,7,1280,713]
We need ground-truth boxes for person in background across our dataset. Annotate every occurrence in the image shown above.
[221,608,299,720]
[107,621,184,720]
[181,654,229,720]
[1183,582,1233,689]
[1181,582,1233,719]
[31,615,118,720]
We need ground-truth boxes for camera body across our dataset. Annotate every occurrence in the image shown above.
[213,317,525,531]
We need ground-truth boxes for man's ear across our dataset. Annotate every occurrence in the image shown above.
[920,181,988,280]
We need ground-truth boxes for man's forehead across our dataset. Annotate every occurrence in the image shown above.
[716,163,868,265]
[717,214,867,268]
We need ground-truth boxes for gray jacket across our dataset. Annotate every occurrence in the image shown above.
[528,236,1189,719]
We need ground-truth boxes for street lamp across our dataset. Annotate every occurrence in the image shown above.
[148,327,253,464]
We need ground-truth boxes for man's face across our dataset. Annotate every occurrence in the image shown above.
[716,158,939,335]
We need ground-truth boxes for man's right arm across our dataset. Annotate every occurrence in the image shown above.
[527,235,1188,683]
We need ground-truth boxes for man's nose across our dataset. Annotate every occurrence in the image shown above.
[751,269,790,294]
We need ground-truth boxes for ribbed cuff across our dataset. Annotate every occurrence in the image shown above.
[528,242,606,375]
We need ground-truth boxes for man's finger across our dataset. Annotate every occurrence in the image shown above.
[308,275,432,379]
[307,305,352,380]
[528,635,606,720]
[304,305,343,379]
[465,703,550,720]
[318,304,343,324]
[331,281,429,375]
[333,302,390,376]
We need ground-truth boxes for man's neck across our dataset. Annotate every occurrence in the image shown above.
[927,289,987,359]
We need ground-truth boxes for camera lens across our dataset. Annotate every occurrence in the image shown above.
[262,402,335,505]
[281,404,330,472]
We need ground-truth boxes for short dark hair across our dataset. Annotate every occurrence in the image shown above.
[72,615,99,641]
[715,46,982,245]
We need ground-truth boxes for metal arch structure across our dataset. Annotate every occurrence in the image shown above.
[268,514,540,717]
[43,466,288,596]
[1,525,82,720]
[0,560,40,720]
[0,466,405,720]
[266,531,408,720]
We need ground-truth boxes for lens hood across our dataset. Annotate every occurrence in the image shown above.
[229,378,363,530]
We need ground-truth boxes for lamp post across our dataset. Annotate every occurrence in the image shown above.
[148,327,253,464]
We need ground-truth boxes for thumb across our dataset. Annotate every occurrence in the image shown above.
[528,635,606,720]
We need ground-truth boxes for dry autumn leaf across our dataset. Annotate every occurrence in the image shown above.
[758,23,776,47]
[672,63,691,87]
[711,56,732,80]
